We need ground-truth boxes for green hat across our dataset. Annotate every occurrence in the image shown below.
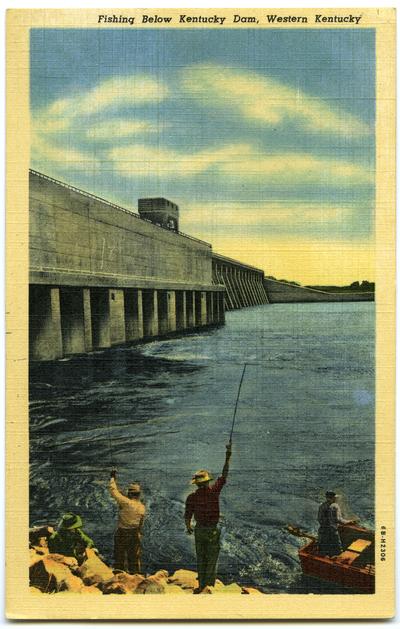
[59,513,83,530]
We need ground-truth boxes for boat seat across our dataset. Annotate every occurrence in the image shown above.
[347,539,371,553]
[335,550,359,565]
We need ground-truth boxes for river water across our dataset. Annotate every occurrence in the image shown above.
[29,302,374,593]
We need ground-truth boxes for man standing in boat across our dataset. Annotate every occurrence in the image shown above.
[317,490,357,556]
[184,443,232,594]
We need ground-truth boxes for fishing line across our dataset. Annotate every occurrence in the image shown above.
[229,363,247,443]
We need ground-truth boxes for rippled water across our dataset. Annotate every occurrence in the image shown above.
[29,302,375,593]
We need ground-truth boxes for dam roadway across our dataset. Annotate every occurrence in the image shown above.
[29,170,268,361]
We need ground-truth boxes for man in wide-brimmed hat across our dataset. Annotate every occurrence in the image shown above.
[184,443,232,593]
[48,513,95,563]
[109,470,145,574]
[317,490,358,556]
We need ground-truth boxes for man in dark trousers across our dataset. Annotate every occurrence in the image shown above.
[317,490,357,556]
[109,470,145,574]
[185,443,232,593]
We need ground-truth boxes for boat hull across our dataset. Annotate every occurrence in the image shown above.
[298,525,375,594]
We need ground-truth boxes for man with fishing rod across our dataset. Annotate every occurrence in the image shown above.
[109,470,145,574]
[185,442,232,594]
[184,364,245,593]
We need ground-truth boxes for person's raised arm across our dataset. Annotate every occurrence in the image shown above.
[109,469,126,503]
[222,443,232,480]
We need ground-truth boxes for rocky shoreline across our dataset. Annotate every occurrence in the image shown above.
[29,526,264,595]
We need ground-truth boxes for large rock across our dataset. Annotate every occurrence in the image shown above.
[59,574,86,593]
[214,582,242,594]
[102,572,145,595]
[151,570,168,582]
[29,525,54,549]
[164,584,187,595]
[30,549,42,568]
[29,556,84,593]
[102,581,130,595]
[135,572,168,595]
[77,552,114,586]
[114,572,145,592]
[48,553,79,570]
[135,579,165,594]
[241,587,263,595]
[168,569,198,591]
[79,584,103,595]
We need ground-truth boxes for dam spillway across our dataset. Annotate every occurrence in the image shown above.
[29,170,268,360]
[212,253,269,310]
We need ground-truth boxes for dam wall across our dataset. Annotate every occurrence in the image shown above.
[29,170,224,361]
[30,170,212,288]
[264,278,374,303]
[212,253,269,310]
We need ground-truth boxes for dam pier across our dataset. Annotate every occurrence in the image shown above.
[29,170,268,361]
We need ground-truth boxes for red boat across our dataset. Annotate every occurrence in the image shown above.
[288,524,375,593]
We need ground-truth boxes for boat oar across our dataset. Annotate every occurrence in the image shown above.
[286,524,317,542]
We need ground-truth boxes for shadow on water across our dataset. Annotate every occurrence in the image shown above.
[30,345,203,394]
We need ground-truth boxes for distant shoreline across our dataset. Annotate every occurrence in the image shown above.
[264,278,374,303]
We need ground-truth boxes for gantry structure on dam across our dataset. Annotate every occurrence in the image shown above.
[29,170,269,361]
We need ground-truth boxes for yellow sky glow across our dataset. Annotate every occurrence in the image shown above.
[204,235,375,286]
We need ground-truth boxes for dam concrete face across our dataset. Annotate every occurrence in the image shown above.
[29,170,267,360]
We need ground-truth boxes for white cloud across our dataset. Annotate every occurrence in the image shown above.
[108,142,373,186]
[31,131,100,167]
[31,74,168,144]
[31,74,169,168]
[85,119,161,140]
[181,64,371,136]
[45,75,168,120]
[77,76,168,115]
[181,201,354,231]
[108,143,245,177]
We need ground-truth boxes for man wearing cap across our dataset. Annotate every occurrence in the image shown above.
[184,443,232,593]
[48,513,95,564]
[317,491,357,556]
[109,470,145,574]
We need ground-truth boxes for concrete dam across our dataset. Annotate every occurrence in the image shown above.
[29,170,269,361]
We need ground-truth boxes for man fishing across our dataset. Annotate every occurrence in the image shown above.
[317,490,358,556]
[109,470,145,574]
[185,443,232,594]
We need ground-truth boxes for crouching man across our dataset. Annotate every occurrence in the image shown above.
[109,470,145,574]
[48,513,95,564]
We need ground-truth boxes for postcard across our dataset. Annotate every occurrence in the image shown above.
[6,7,395,619]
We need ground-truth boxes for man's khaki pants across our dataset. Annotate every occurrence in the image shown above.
[114,527,142,574]
[194,525,221,590]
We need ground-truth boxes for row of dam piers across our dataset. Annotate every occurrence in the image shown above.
[30,285,224,361]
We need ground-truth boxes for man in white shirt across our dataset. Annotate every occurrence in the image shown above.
[109,470,145,574]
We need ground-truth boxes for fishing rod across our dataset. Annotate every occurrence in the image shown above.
[106,415,116,471]
[229,363,247,443]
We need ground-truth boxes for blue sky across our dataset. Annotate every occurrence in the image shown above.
[30,28,375,284]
